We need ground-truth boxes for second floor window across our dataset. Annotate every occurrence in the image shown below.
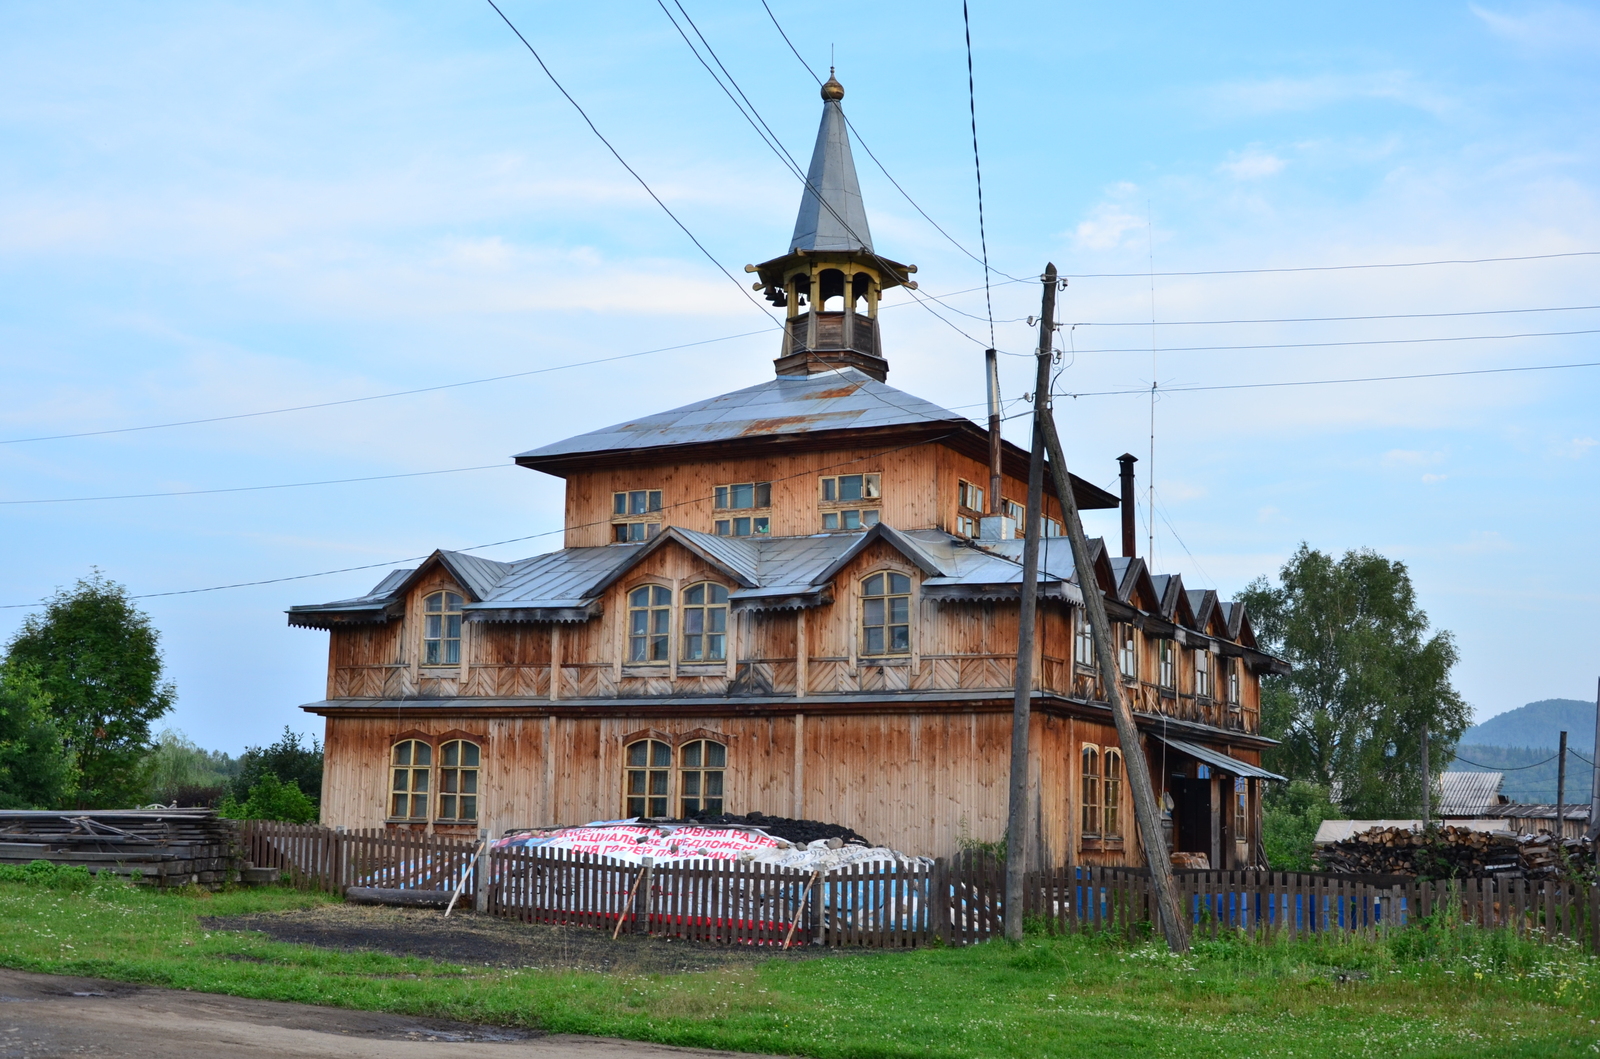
[1158,639,1176,689]
[1117,624,1138,682]
[1225,658,1241,707]
[715,516,769,537]
[614,490,662,516]
[822,508,879,531]
[1195,647,1213,699]
[1075,615,1095,669]
[628,585,671,663]
[715,482,771,510]
[861,572,911,656]
[423,592,462,665]
[1004,498,1026,524]
[820,473,880,503]
[681,583,728,662]
[957,479,985,512]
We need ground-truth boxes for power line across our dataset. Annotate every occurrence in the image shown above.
[1056,359,1600,399]
[1451,752,1559,772]
[1051,249,1600,281]
[961,0,995,349]
[0,464,509,507]
[1068,304,1600,327]
[0,435,952,610]
[0,329,771,446]
[1046,327,1600,358]
[482,0,776,324]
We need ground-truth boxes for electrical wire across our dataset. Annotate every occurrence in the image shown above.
[0,434,954,610]
[1569,749,1595,768]
[1051,249,1600,281]
[1068,304,1600,327]
[961,0,996,348]
[1050,327,1600,358]
[1054,358,1600,399]
[0,464,509,507]
[0,329,772,446]
[1451,752,1559,771]
[482,0,777,324]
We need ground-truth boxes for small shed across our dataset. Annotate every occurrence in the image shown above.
[1485,803,1590,840]
[1437,771,1507,818]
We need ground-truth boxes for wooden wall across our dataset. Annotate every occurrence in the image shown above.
[561,442,1063,548]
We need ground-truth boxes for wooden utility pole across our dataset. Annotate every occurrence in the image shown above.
[1004,267,1054,942]
[1037,409,1189,954]
[1419,725,1431,825]
[1556,730,1567,840]
[1590,677,1600,863]
[986,348,1004,516]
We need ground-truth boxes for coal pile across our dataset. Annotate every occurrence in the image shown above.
[1317,824,1587,880]
[680,811,872,848]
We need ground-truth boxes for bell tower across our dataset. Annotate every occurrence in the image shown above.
[746,73,916,383]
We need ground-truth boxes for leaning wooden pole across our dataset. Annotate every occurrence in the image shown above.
[1038,404,1190,953]
[1004,265,1054,942]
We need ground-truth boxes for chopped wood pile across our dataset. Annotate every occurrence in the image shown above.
[1316,824,1587,879]
[0,809,242,889]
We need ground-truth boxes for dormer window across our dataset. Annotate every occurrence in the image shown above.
[423,592,462,665]
[612,489,663,543]
[861,572,912,656]
[820,473,881,532]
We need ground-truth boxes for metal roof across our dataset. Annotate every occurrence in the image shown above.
[790,95,872,253]
[1437,771,1505,816]
[514,369,962,467]
[1157,736,1287,781]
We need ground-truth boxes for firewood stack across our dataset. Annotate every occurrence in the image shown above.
[1316,825,1587,879]
[0,809,242,888]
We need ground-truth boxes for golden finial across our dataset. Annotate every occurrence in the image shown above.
[821,68,844,102]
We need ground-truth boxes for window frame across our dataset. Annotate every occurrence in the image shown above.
[435,738,481,823]
[820,508,880,532]
[714,515,770,537]
[624,738,673,818]
[677,738,727,817]
[1117,624,1138,683]
[1074,613,1095,670]
[611,489,663,543]
[860,570,913,658]
[1195,646,1213,700]
[422,591,463,667]
[1224,657,1241,708]
[1080,745,1101,838]
[680,582,729,663]
[1157,638,1176,690]
[389,739,432,821]
[713,482,772,511]
[626,584,673,665]
[1101,748,1124,839]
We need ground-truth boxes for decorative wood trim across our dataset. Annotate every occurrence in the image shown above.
[550,626,562,701]
[793,712,805,818]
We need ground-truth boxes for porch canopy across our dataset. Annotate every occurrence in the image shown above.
[1157,736,1286,782]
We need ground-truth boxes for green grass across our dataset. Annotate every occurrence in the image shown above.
[2,872,1599,1057]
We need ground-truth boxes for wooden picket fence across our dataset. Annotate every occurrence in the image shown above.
[241,824,1599,949]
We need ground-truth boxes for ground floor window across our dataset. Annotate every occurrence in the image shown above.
[1081,744,1124,841]
[390,740,431,820]
[678,739,726,816]
[625,739,672,818]
[437,739,480,822]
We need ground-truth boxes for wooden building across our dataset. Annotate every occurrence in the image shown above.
[292,75,1286,869]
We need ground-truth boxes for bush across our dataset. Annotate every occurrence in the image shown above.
[0,859,95,889]
[1263,780,1340,871]
[217,772,318,823]
[230,728,321,808]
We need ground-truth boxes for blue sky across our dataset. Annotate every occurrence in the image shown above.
[2,1,1596,753]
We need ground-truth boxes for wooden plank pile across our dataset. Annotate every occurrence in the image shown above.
[1316,824,1586,879]
[0,809,242,889]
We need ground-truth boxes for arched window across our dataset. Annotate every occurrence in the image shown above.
[1080,745,1101,837]
[437,739,480,822]
[624,739,672,818]
[627,585,672,663]
[861,572,911,656]
[678,739,726,817]
[423,592,463,665]
[681,583,729,662]
[390,740,431,820]
[1102,748,1123,839]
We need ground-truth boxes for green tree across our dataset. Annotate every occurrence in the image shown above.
[1240,544,1469,818]
[230,727,322,807]
[144,729,238,806]
[218,772,318,823]
[1261,780,1340,871]
[0,663,76,810]
[5,572,175,807]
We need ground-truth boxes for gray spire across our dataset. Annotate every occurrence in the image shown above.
[789,74,872,253]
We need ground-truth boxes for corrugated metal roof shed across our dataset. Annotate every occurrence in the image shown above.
[1438,771,1505,816]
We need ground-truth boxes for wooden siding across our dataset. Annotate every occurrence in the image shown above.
[562,442,1062,548]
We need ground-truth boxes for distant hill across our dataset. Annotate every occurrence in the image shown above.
[1462,699,1596,753]
[1451,744,1592,805]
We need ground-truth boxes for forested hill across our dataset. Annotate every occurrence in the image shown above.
[1462,699,1596,753]
[1451,744,1592,805]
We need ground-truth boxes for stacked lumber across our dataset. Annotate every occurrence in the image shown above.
[0,809,242,889]
[1316,824,1585,879]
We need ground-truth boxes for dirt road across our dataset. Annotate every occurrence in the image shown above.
[0,968,783,1059]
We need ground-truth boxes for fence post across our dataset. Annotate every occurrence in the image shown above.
[474,828,490,913]
[635,856,653,934]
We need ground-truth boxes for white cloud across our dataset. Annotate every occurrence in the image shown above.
[1219,149,1286,180]
[1072,202,1145,250]
[1421,473,1448,483]
[1558,436,1597,458]
[1472,3,1600,53]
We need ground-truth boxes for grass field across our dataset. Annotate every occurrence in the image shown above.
[2,871,1599,1058]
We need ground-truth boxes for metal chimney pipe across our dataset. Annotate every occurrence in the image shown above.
[1118,453,1138,558]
